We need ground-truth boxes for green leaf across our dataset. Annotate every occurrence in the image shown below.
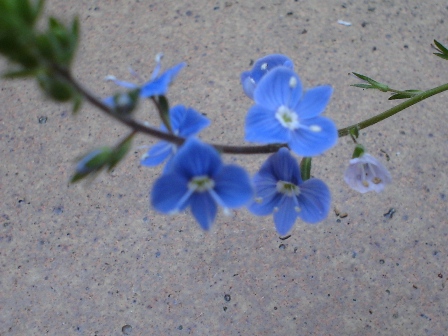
[107,134,134,172]
[70,147,112,183]
[72,93,83,114]
[351,72,389,92]
[37,72,73,102]
[388,89,422,100]
[2,67,39,78]
[433,40,448,60]
[157,95,172,133]
[15,0,37,27]
[351,83,375,89]
[352,144,365,159]
[300,157,312,181]
[349,126,359,139]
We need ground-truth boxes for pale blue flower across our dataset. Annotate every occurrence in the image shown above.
[248,148,331,235]
[141,105,210,166]
[241,54,294,99]
[151,138,253,230]
[344,153,392,193]
[104,54,185,107]
[245,66,337,157]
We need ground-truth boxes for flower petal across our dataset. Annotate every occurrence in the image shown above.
[171,138,222,179]
[249,182,282,216]
[344,153,391,193]
[273,196,299,235]
[213,165,253,208]
[190,192,217,230]
[170,105,210,137]
[288,116,338,156]
[151,174,190,213]
[241,71,256,99]
[140,62,186,98]
[296,178,331,223]
[253,67,302,110]
[141,141,173,166]
[241,54,294,99]
[245,105,290,143]
[260,147,301,183]
[293,85,333,119]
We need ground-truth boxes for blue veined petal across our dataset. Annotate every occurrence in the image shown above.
[151,174,191,213]
[241,54,294,99]
[169,105,210,137]
[248,174,281,216]
[260,147,302,184]
[288,116,338,156]
[190,192,217,230]
[140,62,186,98]
[253,67,303,111]
[296,178,331,223]
[293,85,333,119]
[141,141,173,166]
[241,71,256,99]
[273,196,300,235]
[213,165,253,208]
[245,105,290,143]
[171,138,222,179]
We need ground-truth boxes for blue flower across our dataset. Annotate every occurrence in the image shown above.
[151,138,253,230]
[241,54,294,99]
[344,153,392,193]
[248,148,331,235]
[104,53,186,107]
[141,105,210,166]
[245,66,338,157]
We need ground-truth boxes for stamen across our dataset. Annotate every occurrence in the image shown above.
[309,125,322,132]
[255,197,263,203]
[289,76,297,88]
[151,53,164,80]
[261,63,268,70]
[372,177,382,184]
[155,52,164,63]
[294,206,301,212]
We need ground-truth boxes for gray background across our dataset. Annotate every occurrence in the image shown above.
[1,0,447,335]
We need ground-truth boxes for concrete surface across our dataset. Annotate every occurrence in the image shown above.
[1,0,447,335]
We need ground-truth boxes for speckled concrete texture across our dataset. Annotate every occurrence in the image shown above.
[1,1,448,335]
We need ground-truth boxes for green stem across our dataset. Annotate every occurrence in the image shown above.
[56,63,448,152]
[338,82,448,137]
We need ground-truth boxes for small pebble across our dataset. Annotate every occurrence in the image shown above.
[122,325,132,335]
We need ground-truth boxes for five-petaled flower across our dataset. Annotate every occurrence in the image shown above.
[241,54,294,99]
[248,148,331,235]
[141,105,210,167]
[344,153,392,193]
[151,138,253,230]
[103,53,185,108]
[244,66,338,157]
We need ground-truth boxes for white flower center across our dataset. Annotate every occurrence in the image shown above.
[275,105,299,130]
[188,175,215,192]
[276,180,300,197]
